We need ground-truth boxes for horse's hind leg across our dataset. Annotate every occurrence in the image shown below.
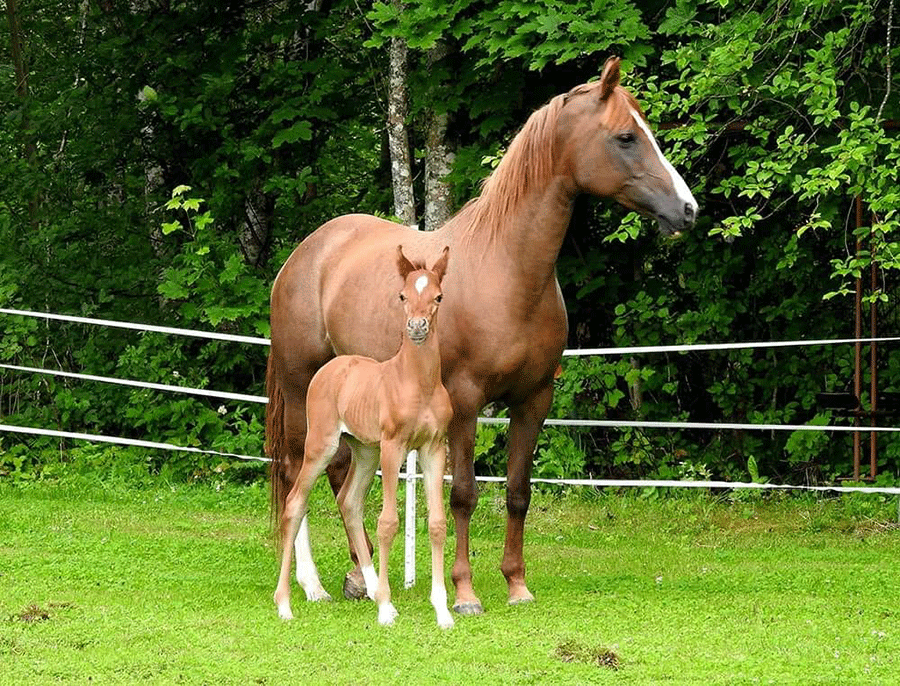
[421,441,453,629]
[294,514,331,602]
[336,441,380,602]
[326,441,375,600]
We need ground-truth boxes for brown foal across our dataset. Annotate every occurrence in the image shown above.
[274,246,454,628]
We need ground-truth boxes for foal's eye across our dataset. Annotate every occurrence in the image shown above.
[435,294,443,304]
[616,132,636,146]
[399,293,406,302]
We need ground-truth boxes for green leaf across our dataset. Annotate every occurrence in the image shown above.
[272,121,313,148]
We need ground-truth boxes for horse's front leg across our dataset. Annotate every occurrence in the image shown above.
[420,439,453,629]
[503,383,553,605]
[446,412,482,615]
[374,439,403,626]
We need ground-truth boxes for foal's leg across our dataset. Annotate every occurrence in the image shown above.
[420,441,453,629]
[274,428,338,619]
[336,442,380,601]
[503,383,553,605]
[374,440,403,625]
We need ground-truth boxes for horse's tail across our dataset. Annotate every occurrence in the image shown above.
[265,350,288,545]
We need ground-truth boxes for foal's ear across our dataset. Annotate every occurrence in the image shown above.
[431,246,450,284]
[599,56,621,102]
[397,245,417,280]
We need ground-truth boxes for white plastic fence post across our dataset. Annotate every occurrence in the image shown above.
[404,450,417,588]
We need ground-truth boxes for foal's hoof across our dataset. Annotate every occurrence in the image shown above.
[452,601,484,616]
[343,569,369,601]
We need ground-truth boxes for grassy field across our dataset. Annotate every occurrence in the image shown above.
[1,475,898,685]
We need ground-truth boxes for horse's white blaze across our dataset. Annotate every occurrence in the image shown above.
[629,107,698,212]
[415,275,428,294]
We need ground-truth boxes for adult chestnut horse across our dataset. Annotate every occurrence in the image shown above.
[266,57,698,615]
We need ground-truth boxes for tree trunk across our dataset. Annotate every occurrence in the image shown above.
[6,0,34,162]
[423,42,454,231]
[387,1,416,226]
[239,183,274,267]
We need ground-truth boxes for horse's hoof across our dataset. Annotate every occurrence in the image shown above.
[508,595,534,606]
[378,603,399,626]
[343,570,369,601]
[508,583,534,606]
[304,588,332,603]
[452,601,484,615]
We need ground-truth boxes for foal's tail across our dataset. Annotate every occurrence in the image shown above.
[265,351,289,545]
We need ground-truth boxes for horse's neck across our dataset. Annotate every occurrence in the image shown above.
[460,177,576,307]
[389,333,443,397]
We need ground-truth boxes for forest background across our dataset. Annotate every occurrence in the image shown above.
[2,0,899,487]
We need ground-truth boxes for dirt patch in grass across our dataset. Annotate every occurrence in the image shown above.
[10,602,74,623]
[555,640,621,670]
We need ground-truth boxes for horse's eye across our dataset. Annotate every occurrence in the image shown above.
[399,293,406,302]
[616,132,636,146]
[435,294,443,303]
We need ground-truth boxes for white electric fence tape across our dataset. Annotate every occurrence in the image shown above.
[0,363,269,404]
[3,423,899,494]
[2,309,899,507]
[481,417,900,433]
[0,423,269,463]
[4,307,900,353]
[0,308,271,345]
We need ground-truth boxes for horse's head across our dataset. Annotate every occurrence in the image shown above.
[396,245,450,345]
[557,57,698,236]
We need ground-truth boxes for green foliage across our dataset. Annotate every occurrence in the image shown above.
[2,0,898,485]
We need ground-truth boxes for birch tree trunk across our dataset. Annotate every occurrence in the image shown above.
[423,42,454,231]
[387,1,416,226]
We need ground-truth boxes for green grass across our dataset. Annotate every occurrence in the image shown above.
[1,477,898,684]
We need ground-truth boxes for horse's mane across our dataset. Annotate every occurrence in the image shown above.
[452,82,646,241]
[452,93,565,240]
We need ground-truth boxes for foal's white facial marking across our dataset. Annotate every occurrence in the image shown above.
[415,275,429,295]
[629,107,698,212]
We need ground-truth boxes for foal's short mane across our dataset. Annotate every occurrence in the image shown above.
[453,83,647,241]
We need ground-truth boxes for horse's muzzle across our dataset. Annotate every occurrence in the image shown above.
[656,201,697,236]
[406,318,429,344]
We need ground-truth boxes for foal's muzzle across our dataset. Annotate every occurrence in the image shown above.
[406,318,429,344]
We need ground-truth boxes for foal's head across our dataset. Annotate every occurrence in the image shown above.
[396,246,450,345]
[556,57,698,235]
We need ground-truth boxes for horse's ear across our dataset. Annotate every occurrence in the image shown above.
[431,246,450,284]
[599,56,621,101]
[397,245,416,280]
